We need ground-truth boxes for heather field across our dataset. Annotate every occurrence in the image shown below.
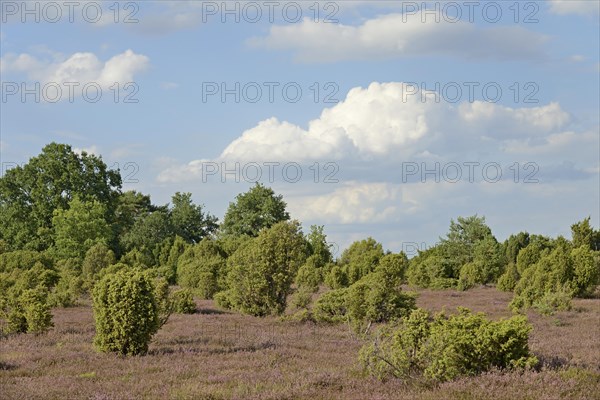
[1,287,599,400]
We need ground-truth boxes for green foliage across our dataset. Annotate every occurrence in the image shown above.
[51,196,113,260]
[314,270,415,329]
[346,272,416,331]
[92,269,161,355]
[120,210,172,264]
[337,238,385,286]
[48,265,83,307]
[21,286,53,334]
[222,221,308,316]
[82,243,116,289]
[171,288,196,314]
[1,285,53,335]
[359,308,538,382]
[221,183,290,237]
[313,288,349,323]
[516,237,551,274]
[290,286,314,311]
[0,250,54,273]
[0,143,121,251]
[503,232,530,265]
[160,236,190,284]
[324,264,349,289]
[407,251,457,289]
[170,192,218,243]
[571,245,600,296]
[497,263,520,292]
[306,225,333,267]
[295,255,323,292]
[439,215,494,275]
[571,217,600,251]
[176,238,226,299]
[375,253,409,284]
[509,243,588,314]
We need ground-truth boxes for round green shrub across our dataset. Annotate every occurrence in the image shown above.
[171,288,196,314]
[92,269,160,355]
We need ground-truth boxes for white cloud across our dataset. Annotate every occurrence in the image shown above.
[1,49,149,88]
[248,12,548,63]
[549,0,600,16]
[287,182,403,224]
[157,81,596,235]
[158,82,585,184]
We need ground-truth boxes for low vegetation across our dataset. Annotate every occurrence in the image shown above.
[0,143,599,398]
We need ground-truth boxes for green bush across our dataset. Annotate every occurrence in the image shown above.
[571,245,599,296]
[336,238,385,286]
[171,288,196,314]
[509,244,592,314]
[324,264,349,289]
[1,285,54,335]
[223,221,308,316]
[290,287,313,311]
[314,272,416,330]
[313,288,348,323]
[21,286,53,334]
[407,253,457,289]
[176,239,226,299]
[457,262,479,291]
[295,255,323,292]
[375,253,409,284]
[0,250,54,273]
[346,272,416,331]
[48,266,83,307]
[92,269,161,355]
[82,243,116,289]
[497,262,519,292]
[359,307,538,383]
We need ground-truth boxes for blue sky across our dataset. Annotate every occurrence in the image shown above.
[1,0,599,256]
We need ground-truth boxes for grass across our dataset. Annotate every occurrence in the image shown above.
[1,286,599,399]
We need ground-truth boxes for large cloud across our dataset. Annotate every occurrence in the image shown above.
[248,12,549,63]
[156,81,597,245]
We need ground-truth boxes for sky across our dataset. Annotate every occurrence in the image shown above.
[1,0,599,257]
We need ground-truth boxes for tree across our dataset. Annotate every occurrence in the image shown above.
[51,197,113,261]
[571,245,600,296]
[92,269,161,356]
[0,143,121,251]
[221,183,290,237]
[458,236,504,290]
[119,210,173,264]
[571,217,600,251]
[221,221,308,316]
[439,215,494,276]
[503,232,530,265]
[306,225,334,267]
[170,192,218,243]
[112,191,155,255]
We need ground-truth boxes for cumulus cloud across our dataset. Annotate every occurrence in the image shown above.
[248,12,548,63]
[1,49,149,88]
[221,83,571,162]
[157,81,597,232]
